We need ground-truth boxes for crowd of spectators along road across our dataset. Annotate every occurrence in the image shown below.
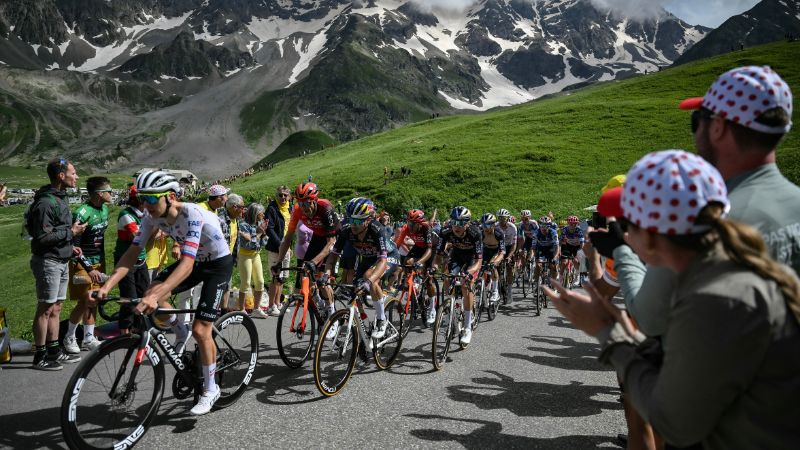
[21,65,800,449]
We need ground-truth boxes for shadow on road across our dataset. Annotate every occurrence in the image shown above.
[0,406,67,449]
[447,370,621,417]
[406,413,621,449]
[501,335,611,372]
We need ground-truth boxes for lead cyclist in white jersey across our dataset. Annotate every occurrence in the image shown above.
[93,170,233,416]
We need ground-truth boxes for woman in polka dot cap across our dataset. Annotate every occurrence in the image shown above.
[544,149,800,449]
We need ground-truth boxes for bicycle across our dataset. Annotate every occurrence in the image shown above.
[391,265,441,340]
[497,258,514,305]
[532,257,552,314]
[431,272,472,370]
[276,266,347,369]
[477,263,500,321]
[60,296,258,450]
[313,284,403,396]
[561,256,578,289]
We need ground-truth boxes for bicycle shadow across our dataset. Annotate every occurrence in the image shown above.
[446,370,621,417]
[0,406,67,449]
[405,413,620,449]
[501,336,611,372]
[386,340,437,375]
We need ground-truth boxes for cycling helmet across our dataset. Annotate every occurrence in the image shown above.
[496,208,510,218]
[349,198,375,220]
[450,206,471,221]
[345,197,367,218]
[294,182,319,201]
[520,210,531,218]
[539,215,550,224]
[135,170,180,194]
[481,213,497,226]
[567,215,579,225]
[510,216,516,224]
[558,219,567,227]
[407,209,426,224]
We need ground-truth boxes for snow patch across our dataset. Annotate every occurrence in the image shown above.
[246,5,345,42]
[288,23,333,85]
[160,75,180,80]
[224,67,243,77]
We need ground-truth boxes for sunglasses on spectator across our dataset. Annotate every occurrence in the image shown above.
[452,219,469,226]
[277,193,290,198]
[691,109,715,134]
[138,192,170,204]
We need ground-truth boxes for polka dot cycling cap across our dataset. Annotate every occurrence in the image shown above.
[622,150,730,235]
[679,66,793,134]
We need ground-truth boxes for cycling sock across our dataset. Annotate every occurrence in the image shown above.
[327,304,335,316]
[464,311,473,329]
[34,345,46,361]
[167,314,178,326]
[46,340,60,356]
[66,321,78,338]
[84,323,95,339]
[427,296,436,310]
[203,363,217,392]
[375,297,386,321]
[172,322,188,341]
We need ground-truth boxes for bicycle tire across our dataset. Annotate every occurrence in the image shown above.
[374,298,404,369]
[431,298,454,370]
[213,311,259,408]
[474,279,484,330]
[397,290,413,340]
[520,263,528,298]
[533,269,542,316]
[276,296,318,369]
[61,335,164,450]
[487,278,498,321]
[313,309,358,397]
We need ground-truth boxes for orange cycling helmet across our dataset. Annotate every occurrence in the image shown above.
[407,209,425,223]
[294,182,319,201]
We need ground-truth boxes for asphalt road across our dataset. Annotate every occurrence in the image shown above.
[0,286,625,449]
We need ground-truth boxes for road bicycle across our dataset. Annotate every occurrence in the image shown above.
[60,296,258,450]
[431,272,473,370]
[313,284,403,396]
[561,255,579,289]
[391,265,441,340]
[276,266,347,369]
[476,263,500,321]
[497,257,514,305]
[533,256,553,314]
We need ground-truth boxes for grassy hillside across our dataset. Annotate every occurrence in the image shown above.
[253,130,338,166]
[230,40,800,218]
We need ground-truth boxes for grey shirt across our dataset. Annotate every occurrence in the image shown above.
[598,246,800,449]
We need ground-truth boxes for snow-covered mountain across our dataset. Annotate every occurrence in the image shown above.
[0,0,708,175]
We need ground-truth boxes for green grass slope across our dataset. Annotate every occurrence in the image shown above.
[253,130,338,166]
[230,41,800,217]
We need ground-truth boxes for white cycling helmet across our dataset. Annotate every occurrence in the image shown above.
[135,170,181,194]
[450,206,472,221]
[520,209,532,218]
[496,208,510,218]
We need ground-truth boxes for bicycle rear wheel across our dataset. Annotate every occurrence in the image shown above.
[313,309,358,397]
[61,335,164,450]
[431,298,454,370]
[474,279,485,329]
[374,298,404,369]
[276,296,318,368]
[533,270,542,316]
[487,278,498,321]
[520,263,528,298]
[213,312,259,408]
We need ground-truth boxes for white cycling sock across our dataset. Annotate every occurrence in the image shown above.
[66,321,78,338]
[327,304,335,315]
[375,296,386,321]
[427,296,436,311]
[203,363,217,392]
[464,310,473,329]
[84,323,95,339]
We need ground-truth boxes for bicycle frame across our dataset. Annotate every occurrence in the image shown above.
[284,267,325,335]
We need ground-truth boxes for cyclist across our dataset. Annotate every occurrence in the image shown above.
[271,183,338,320]
[93,170,233,416]
[559,215,584,287]
[480,213,505,302]
[533,215,560,287]
[517,210,538,266]
[432,206,482,345]
[496,209,517,299]
[394,209,437,325]
[324,198,389,338]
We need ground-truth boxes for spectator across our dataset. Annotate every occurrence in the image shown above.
[545,149,800,450]
[266,186,293,316]
[64,176,113,353]
[145,229,169,282]
[29,158,85,370]
[113,185,149,333]
[219,194,244,311]
[0,182,7,206]
[238,203,268,318]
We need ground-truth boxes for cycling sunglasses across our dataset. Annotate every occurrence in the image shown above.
[481,223,495,229]
[350,217,368,226]
[298,201,314,208]
[451,219,469,227]
[138,192,170,204]
[691,109,715,134]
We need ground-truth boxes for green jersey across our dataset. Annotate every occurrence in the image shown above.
[72,202,109,264]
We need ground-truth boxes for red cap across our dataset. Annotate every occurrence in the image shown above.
[678,97,703,110]
[597,186,623,218]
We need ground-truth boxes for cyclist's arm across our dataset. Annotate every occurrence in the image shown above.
[98,243,140,296]
[276,230,295,262]
[417,247,433,264]
[145,255,194,301]
[309,235,337,266]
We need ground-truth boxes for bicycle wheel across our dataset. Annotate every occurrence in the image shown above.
[487,278,497,321]
[374,298,404,369]
[313,309,358,397]
[276,296,318,369]
[533,270,542,316]
[396,290,413,340]
[431,298,454,370]
[520,263,528,298]
[474,279,485,329]
[61,335,164,450]
[213,311,259,408]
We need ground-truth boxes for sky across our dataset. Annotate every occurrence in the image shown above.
[409,0,764,28]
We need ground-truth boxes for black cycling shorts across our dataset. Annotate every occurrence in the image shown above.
[535,247,557,264]
[354,256,380,281]
[296,234,331,289]
[404,246,433,269]
[482,246,500,266]
[155,255,233,322]
[447,252,476,275]
[561,244,581,259]
[522,237,535,251]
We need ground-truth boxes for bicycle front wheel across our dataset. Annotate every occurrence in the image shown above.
[473,280,484,330]
[533,272,542,316]
[313,309,358,397]
[276,296,318,368]
[375,298,405,369]
[61,335,164,450]
[431,299,454,370]
[487,279,497,321]
[213,311,259,408]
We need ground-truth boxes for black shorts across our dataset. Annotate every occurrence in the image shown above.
[340,240,357,270]
[522,237,535,251]
[354,256,380,281]
[155,255,233,322]
[504,245,514,257]
[447,252,476,275]
[116,260,150,330]
[482,246,500,265]
[404,246,433,269]
[535,247,557,264]
[297,234,331,288]
[561,244,581,259]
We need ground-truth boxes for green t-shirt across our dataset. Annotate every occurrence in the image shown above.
[72,202,109,264]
